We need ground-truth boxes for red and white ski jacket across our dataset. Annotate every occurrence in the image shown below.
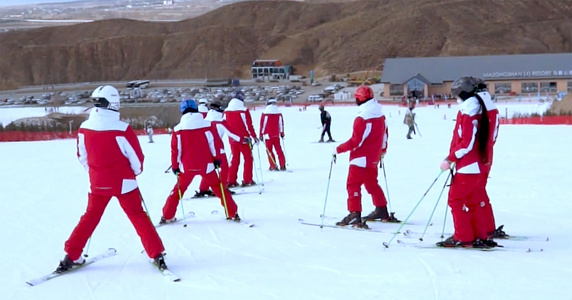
[205,110,241,158]
[479,91,499,169]
[77,108,144,195]
[336,99,388,168]
[259,105,284,139]
[171,112,217,175]
[223,99,257,141]
[446,96,487,174]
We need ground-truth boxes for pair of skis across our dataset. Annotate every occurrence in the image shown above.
[155,210,255,228]
[26,248,180,286]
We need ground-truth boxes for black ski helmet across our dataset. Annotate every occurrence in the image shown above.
[451,76,479,100]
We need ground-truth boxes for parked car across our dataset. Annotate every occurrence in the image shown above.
[307,94,324,102]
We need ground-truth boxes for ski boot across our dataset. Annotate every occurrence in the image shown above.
[363,206,401,223]
[227,182,240,188]
[318,138,324,143]
[55,254,85,273]
[241,181,256,187]
[483,238,499,248]
[153,253,168,271]
[436,236,472,248]
[279,166,287,171]
[489,225,510,239]
[158,216,177,225]
[194,190,214,198]
[336,212,369,229]
[327,139,336,142]
[227,213,241,222]
[269,166,279,171]
[472,239,492,249]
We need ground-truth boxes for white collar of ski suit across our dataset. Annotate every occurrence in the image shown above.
[459,96,482,117]
[226,98,247,111]
[198,104,209,113]
[357,99,383,120]
[88,107,120,121]
[174,112,210,131]
[476,91,496,111]
[263,104,281,114]
[205,110,223,121]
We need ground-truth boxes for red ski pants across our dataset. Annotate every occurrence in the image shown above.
[199,157,229,191]
[346,165,387,212]
[163,170,237,220]
[479,167,496,235]
[227,141,254,184]
[264,137,285,169]
[64,189,164,260]
[448,173,488,242]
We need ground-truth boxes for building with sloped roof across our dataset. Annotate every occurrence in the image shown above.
[380,53,572,99]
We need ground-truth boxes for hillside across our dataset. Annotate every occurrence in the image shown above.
[0,0,571,90]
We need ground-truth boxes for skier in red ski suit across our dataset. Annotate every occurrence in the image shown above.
[160,100,240,222]
[259,98,287,171]
[223,90,258,187]
[333,86,391,228]
[438,76,495,248]
[57,85,167,273]
[195,100,242,197]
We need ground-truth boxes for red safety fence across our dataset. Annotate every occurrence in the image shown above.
[500,116,572,125]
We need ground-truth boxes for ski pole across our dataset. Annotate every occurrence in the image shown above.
[440,167,455,238]
[320,155,336,228]
[249,141,263,194]
[84,237,92,258]
[381,160,392,213]
[215,168,230,218]
[383,170,444,248]
[164,166,172,174]
[263,142,278,169]
[255,142,265,186]
[414,122,422,137]
[419,171,452,241]
[281,137,289,167]
[176,174,188,227]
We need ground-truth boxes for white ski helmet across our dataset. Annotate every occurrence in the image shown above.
[91,85,120,111]
[198,98,208,105]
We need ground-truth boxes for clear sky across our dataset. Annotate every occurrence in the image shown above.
[0,0,77,7]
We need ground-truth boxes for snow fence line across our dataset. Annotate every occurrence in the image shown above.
[0,128,170,142]
[2,114,571,143]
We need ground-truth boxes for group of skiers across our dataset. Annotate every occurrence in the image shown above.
[55,77,506,275]
[55,87,289,273]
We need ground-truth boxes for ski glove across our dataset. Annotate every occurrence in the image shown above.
[172,168,181,175]
[440,159,451,171]
[259,135,264,142]
[243,137,252,144]
[280,133,285,138]
[213,159,221,169]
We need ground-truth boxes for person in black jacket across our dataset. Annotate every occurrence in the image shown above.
[318,104,335,142]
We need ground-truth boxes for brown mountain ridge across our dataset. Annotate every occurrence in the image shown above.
[0,0,571,90]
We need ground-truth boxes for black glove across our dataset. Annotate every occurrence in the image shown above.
[172,168,181,176]
[259,135,264,142]
[213,159,221,169]
[243,137,252,144]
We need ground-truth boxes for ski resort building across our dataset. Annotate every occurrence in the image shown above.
[251,59,292,80]
[380,53,572,98]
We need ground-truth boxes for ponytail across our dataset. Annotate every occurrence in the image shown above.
[474,93,489,161]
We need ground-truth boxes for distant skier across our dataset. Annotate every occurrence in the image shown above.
[160,99,240,223]
[147,125,154,143]
[332,86,394,228]
[437,76,496,248]
[57,85,167,273]
[224,90,259,187]
[318,104,334,142]
[259,98,287,171]
[403,105,416,139]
